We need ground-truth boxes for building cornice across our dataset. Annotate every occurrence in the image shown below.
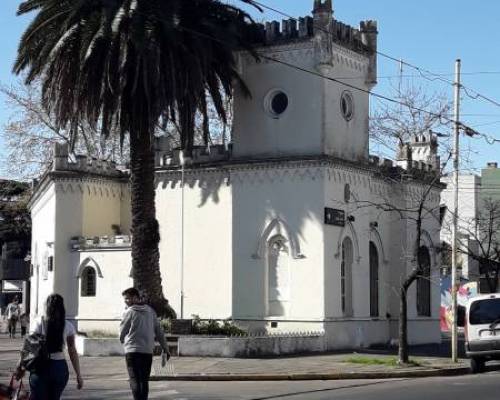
[28,170,129,210]
[155,154,445,190]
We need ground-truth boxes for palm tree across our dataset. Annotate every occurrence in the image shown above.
[14,0,260,317]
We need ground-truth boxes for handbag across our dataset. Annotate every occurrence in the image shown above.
[19,318,49,372]
[0,376,29,400]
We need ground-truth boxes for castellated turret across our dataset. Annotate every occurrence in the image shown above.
[396,131,440,172]
[232,0,378,163]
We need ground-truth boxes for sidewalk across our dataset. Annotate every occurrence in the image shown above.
[0,334,471,382]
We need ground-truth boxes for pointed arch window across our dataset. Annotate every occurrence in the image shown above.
[81,267,96,297]
[341,237,353,316]
[417,246,431,316]
[369,242,379,317]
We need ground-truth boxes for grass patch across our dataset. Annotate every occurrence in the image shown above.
[342,356,421,367]
[85,330,118,339]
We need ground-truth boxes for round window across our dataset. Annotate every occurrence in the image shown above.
[265,89,289,118]
[340,91,354,121]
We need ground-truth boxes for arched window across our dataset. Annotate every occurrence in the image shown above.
[417,246,431,316]
[81,267,96,297]
[267,236,290,316]
[341,237,353,316]
[369,242,379,317]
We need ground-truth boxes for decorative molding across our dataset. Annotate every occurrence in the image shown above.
[369,228,389,264]
[334,220,361,263]
[54,180,124,198]
[76,257,103,279]
[253,217,305,260]
[331,42,370,65]
[420,229,437,267]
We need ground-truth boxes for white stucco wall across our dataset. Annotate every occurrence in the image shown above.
[75,249,132,331]
[322,47,370,162]
[30,183,57,319]
[233,45,323,159]
[81,181,129,236]
[156,169,233,319]
[231,163,324,321]
[30,175,130,321]
[324,167,392,320]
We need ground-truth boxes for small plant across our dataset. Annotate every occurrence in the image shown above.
[191,315,247,336]
[342,355,421,367]
[159,318,172,333]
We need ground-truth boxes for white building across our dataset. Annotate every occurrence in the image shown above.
[440,173,481,280]
[29,1,443,349]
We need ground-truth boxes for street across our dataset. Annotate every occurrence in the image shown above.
[60,372,500,400]
[2,335,498,399]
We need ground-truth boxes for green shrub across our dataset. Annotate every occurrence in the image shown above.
[159,318,172,333]
[191,315,247,336]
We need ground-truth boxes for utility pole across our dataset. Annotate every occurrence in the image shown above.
[180,150,185,319]
[451,59,461,363]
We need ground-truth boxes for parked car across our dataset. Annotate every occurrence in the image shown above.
[464,293,500,373]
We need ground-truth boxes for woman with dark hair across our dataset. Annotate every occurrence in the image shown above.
[17,294,83,399]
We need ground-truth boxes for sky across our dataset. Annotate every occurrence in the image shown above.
[2,0,500,176]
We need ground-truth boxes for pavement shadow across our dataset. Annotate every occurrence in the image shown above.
[249,379,409,400]
[364,338,466,359]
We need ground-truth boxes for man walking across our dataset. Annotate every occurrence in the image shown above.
[120,288,170,400]
[5,296,20,338]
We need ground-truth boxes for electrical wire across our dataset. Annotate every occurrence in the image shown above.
[246,0,500,130]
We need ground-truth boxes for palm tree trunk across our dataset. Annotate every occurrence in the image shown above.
[129,129,176,318]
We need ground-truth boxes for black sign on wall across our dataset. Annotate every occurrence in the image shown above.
[324,208,345,227]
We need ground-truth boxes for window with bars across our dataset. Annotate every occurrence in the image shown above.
[81,267,96,297]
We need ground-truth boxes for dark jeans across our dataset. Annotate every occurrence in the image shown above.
[125,352,153,400]
[8,318,17,337]
[29,359,69,400]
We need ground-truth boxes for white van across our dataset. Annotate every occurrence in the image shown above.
[464,293,500,373]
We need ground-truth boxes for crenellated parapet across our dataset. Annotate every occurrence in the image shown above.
[252,18,375,56]
[52,142,124,178]
[155,142,231,168]
[247,0,376,60]
[370,148,440,183]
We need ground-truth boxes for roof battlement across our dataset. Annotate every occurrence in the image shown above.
[52,142,124,178]
[246,1,377,57]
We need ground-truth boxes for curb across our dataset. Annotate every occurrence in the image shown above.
[150,367,470,381]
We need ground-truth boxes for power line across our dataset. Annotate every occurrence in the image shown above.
[178,12,500,144]
[247,0,500,115]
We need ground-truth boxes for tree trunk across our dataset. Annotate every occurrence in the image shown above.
[129,129,176,318]
[398,286,409,364]
[399,270,419,364]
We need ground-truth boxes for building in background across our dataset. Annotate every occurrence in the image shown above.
[0,180,31,315]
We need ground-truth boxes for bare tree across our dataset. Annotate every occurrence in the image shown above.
[1,79,129,180]
[370,84,452,156]
[365,83,455,363]
[351,163,445,364]
[442,198,500,293]
[1,79,232,180]
[158,94,233,148]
